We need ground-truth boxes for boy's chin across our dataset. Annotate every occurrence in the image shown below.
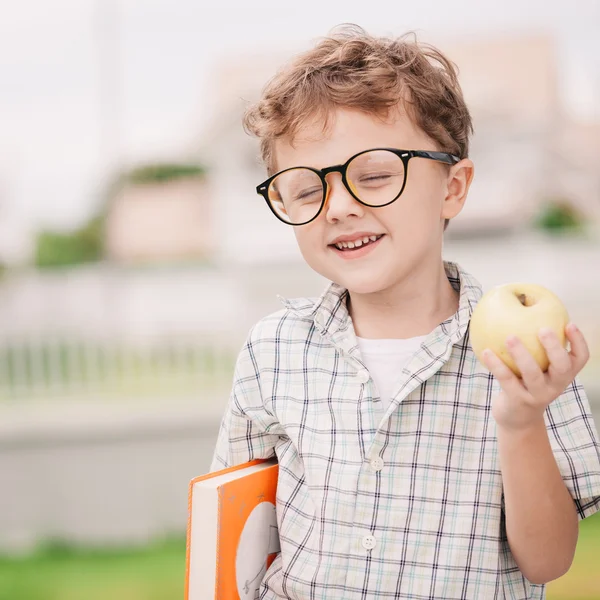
[345,282,389,296]
[331,272,392,295]
[307,260,393,295]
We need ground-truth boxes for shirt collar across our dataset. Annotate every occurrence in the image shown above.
[278,261,483,346]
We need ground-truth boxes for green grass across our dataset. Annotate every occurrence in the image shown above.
[0,537,186,600]
[0,513,598,600]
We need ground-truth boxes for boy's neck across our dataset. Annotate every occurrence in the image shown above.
[347,260,459,340]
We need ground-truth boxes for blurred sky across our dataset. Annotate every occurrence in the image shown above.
[0,0,599,261]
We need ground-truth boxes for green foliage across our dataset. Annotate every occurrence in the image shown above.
[534,198,586,234]
[34,214,104,269]
[123,163,205,185]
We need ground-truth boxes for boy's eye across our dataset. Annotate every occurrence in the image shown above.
[292,187,321,201]
[361,173,391,182]
[355,172,396,184]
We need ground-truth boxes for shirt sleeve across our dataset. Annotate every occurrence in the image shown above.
[545,377,600,520]
[210,324,281,472]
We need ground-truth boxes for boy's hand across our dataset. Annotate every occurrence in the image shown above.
[481,324,590,432]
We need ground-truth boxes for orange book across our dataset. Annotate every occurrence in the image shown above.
[185,458,280,600]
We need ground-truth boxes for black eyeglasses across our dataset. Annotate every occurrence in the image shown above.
[256,147,461,226]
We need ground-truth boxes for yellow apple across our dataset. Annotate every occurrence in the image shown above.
[469,283,570,377]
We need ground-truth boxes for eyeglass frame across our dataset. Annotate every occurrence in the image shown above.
[255,147,462,226]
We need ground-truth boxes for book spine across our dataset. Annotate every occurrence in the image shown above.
[184,478,194,600]
[215,486,224,599]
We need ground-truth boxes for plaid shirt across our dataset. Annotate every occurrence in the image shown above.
[211,261,600,600]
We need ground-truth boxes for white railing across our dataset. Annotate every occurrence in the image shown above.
[0,333,238,401]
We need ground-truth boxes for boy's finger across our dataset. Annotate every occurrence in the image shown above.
[566,324,590,371]
[481,349,526,398]
[504,336,546,394]
[538,328,571,378]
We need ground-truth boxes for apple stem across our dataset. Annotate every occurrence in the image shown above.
[517,293,532,307]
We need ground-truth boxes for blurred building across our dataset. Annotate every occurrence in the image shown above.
[194,32,599,265]
[442,33,600,230]
[441,34,560,233]
[104,176,214,265]
[554,118,600,222]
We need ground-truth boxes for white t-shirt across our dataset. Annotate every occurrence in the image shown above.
[356,335,428,413]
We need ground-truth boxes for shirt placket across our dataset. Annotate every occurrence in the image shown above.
[328,316,468,595]
[324,325,389,595]
[327,325,381,455]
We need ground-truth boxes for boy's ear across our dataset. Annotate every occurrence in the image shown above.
[442,158,474,221]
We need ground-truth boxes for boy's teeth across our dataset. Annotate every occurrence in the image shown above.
[335,235,381,251]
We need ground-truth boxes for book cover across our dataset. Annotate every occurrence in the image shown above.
[185,458,280,600]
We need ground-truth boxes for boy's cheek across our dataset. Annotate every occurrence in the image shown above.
[294,228,326,258]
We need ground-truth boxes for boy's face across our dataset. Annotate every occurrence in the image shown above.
[273,107,473,295]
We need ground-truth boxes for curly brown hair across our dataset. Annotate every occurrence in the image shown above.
[243,24,474,177]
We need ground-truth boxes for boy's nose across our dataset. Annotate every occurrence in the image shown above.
[323,173,365,223]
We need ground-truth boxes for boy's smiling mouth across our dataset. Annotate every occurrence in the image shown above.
[328,233,385,258]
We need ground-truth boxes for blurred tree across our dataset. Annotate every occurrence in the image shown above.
[34,214,105,269]
[533,197,587,234]
[123,163,206,185]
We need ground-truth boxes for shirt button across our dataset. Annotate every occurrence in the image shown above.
[355,369,370,384]
[361,534,377,550]
[370,456,384,472]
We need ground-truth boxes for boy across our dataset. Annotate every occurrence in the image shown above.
[211,25,600,599]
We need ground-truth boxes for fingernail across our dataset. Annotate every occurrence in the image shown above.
[539,327,553,338]
[568,323,578,333]
[506,336,518,347]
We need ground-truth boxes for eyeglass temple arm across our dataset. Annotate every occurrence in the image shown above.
[411,150,461,164]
